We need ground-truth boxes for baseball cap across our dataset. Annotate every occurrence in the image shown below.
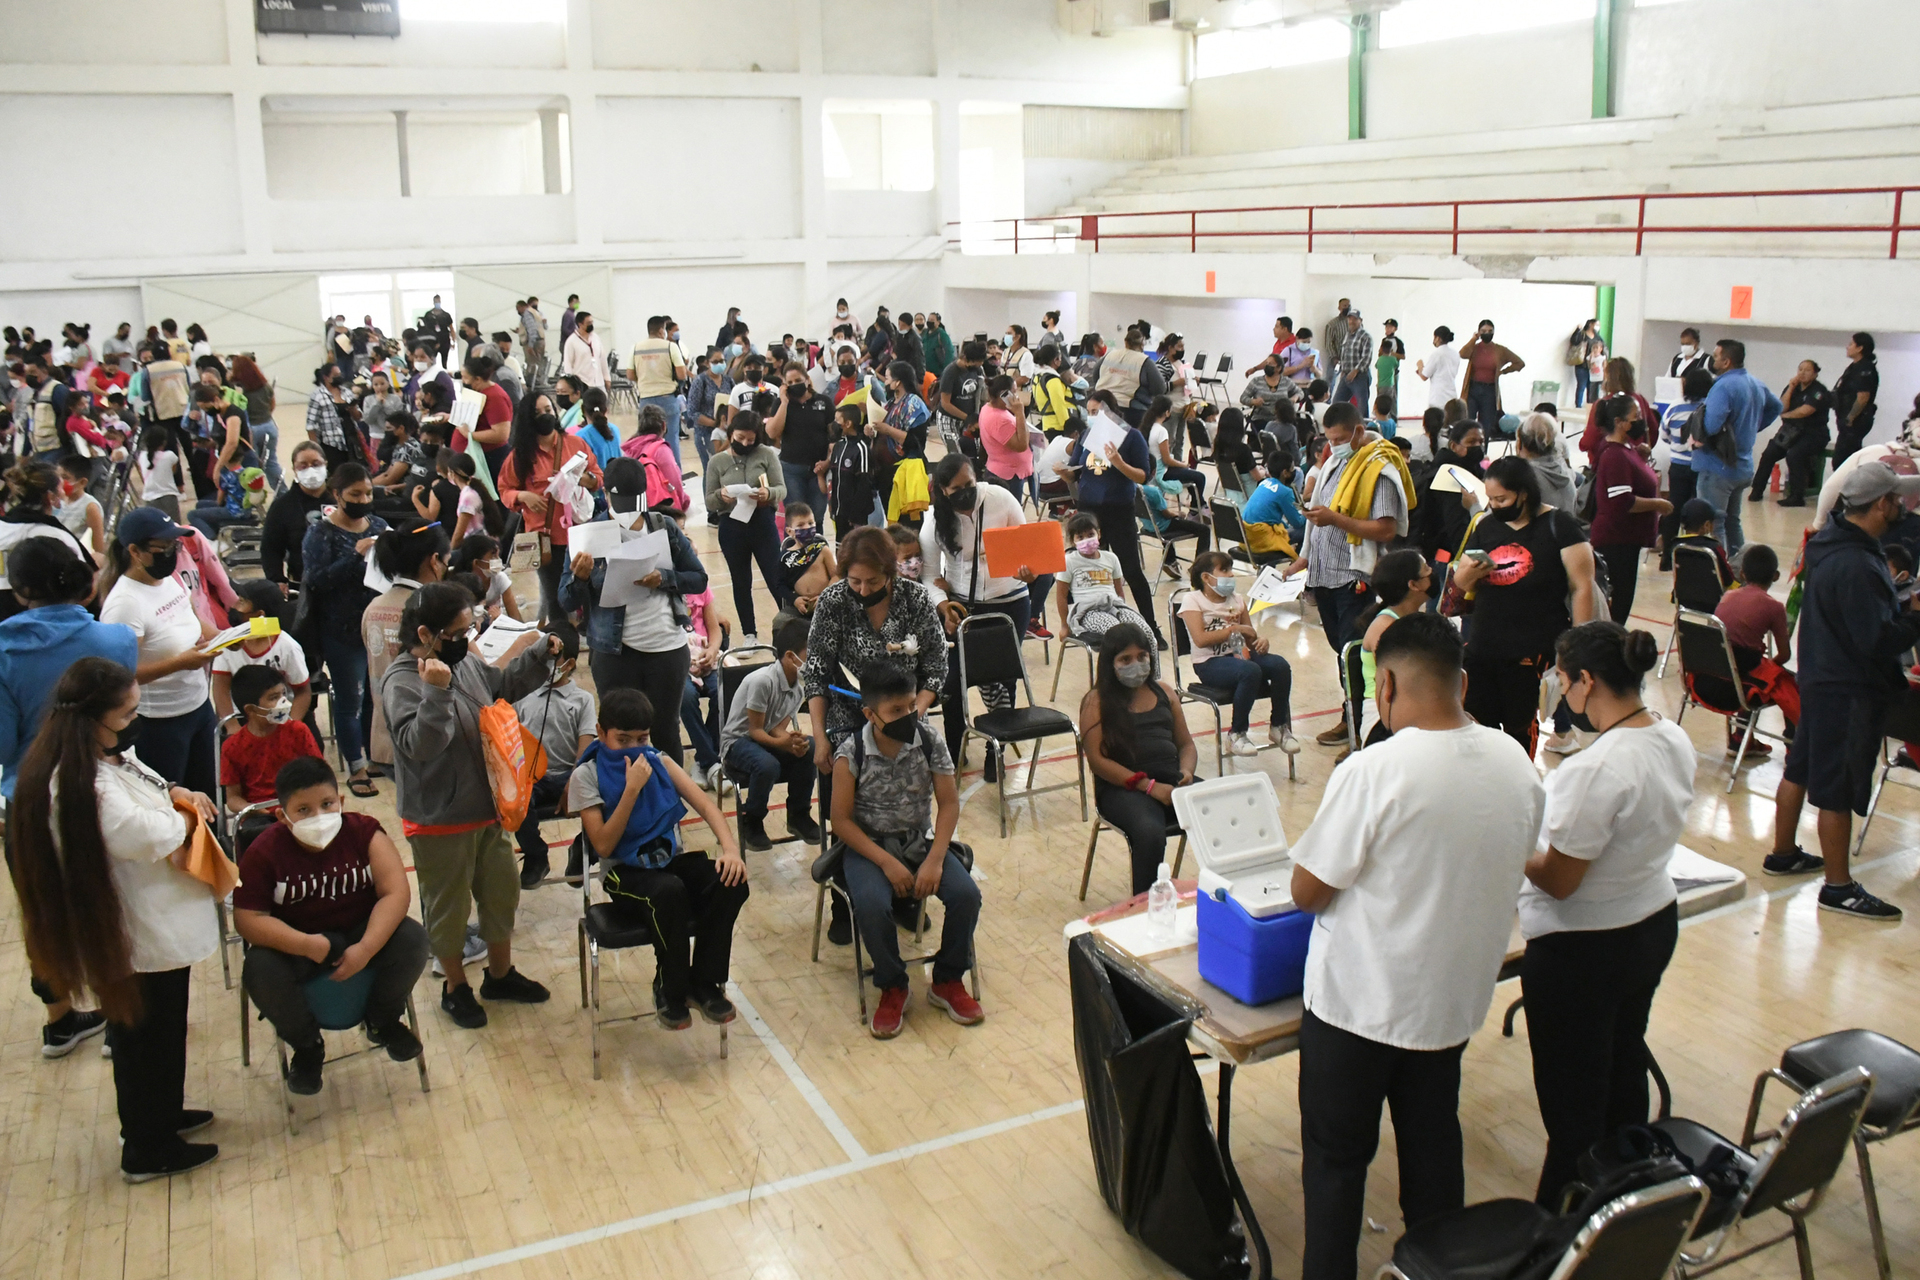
[117,506,191,546]
[1838,461,1920,508]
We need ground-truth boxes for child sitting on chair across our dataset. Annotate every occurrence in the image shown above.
[1714,543,1800,740]
[1053,511,1153,655]
[830,662,983,1040]
[233,756,430,1097]
[572,687,748,1030]
[1671,498,1734,589]
[719,615,821,853]
[220,664,323,815]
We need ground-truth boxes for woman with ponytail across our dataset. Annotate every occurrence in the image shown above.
[571,385,622,470]
[9,657,222,1182]
[1517,621,1693,1209]
[0,458,90,622]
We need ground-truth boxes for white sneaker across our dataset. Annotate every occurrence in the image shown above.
[704,763,725,793]
[740,633,760,647]
[432,925,488,977]
[1228,732,1261,757]
[1270,725,1301,755]
[1542,731,1585,756]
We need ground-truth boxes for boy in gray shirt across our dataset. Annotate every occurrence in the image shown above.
[510,631,597,888]
[720,616,820,852]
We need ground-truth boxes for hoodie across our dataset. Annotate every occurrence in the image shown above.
[1797,513,1920,696]
[378,639,553,831]
[1529,447,1578,518]
[0,605,139,798]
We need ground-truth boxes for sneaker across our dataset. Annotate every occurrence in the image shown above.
[1729,737,1772,761]
[1763,847,1825,877]
[1269,725,1301,755]
[430,926,488,979]
[827,895,853,946]
[41,1009,108,1059]
[787,811,823,845]
[1154,634,1169,652]
[479,967,551,1004]
[1777,498,1808,508]
[704,762,725,793]
[176,1110,214,1136]
[1542,730,1585,755]
[441,983,488,1028]
[657,1002,692,1031]
[284,1043,325,1095]
[694,990,737,1025]
[869,986,908,1039]
[1316,724,1349,747]
[928,981,984,1026]
[1025,620,1053,640]
[1227,732,1260,757]
[565,840,588,885]
[740,633,759,647]
[365,1019,423,1062]
[1818,881,1903,920]
[122,1140,218,1184]
[519,860,549,891]
[740,817,772,852]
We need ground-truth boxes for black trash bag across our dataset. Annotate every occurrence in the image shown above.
[1070,934,1249,1280]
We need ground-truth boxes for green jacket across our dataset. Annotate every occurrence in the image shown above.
[922,326,955,377]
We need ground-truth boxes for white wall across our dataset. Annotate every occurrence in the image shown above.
[1190,61,1347,156]
[822,0,935,76]
[1366,22,1591,142]
[598,98,801,242]
[264,119,402,201]
[0,288,144,354]
[824,260,945,335]
[612,265,806,355]
[8,0,227,64]
[258,22,566,69]
[590,0,800,71]
[410,117,546,198]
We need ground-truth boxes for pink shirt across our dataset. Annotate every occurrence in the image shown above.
[979,404,1032,479]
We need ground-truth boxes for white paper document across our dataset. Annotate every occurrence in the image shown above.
[546,450,589,506]
[598,529,672,608]
[475,614,539,665]
[1082,413,1129,462]
[726,483,759,523]
[566,518,623,561]
[449,387,484,430]
[1247,565,1307,607]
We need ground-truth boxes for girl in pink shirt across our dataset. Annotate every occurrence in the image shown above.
[977,375,1033,505]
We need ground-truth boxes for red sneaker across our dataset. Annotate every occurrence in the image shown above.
[869,986,908,1039]
[1026,620,1053,640]
[928,981,984,1026]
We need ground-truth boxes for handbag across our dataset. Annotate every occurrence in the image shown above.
[1684,403,1738,468]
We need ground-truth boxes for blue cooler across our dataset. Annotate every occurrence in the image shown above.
[1173,773,1309,1007]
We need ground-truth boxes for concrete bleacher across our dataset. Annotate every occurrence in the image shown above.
[1043,97,1920,259]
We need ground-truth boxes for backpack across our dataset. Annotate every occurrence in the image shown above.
[476,698,548,830]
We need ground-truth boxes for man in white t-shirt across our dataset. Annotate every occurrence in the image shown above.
[1288,612,1544,1278]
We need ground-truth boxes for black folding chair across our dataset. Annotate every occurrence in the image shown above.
[1166,591,1296,782]
[1851,682,1920,858]
[714,644,812,850]
[955,613,1087,837]
[1661,543,1726,676]
[1338,640,1366,753]
[1673,609,1785,793]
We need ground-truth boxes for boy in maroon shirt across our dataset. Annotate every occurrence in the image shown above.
[233,757,429,1095]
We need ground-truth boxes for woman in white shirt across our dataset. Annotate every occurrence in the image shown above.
[8,655,222,1182]
[1416,325,1462,411]
[100,508,218,796]
[1518,621,1693,1208]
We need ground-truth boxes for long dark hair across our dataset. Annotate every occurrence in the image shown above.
[446,452,504,536]
[1485,455,1544,517]
[508,391,556,486]
[582,387,616,442]
[1091,623,1154,770]
[9,658,142,1021]
[1356,548,1428,632]
[929,453,972,558]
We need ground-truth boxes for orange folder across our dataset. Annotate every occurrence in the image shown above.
[983,520,1066,579]
[170,800,241,898]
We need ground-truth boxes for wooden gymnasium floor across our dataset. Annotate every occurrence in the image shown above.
[2,421,1918,1279]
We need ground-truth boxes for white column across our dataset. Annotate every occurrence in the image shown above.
[225,0,272,259]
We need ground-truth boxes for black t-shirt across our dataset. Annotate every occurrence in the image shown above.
[1465,509,1588,661]
[1782,379,1834,437]
[780,391,834,467]
[938,362,985,425]
[1833,359,1879,429]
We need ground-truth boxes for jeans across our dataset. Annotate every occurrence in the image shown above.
[638,393,682,465]
[241,917,431,1050]
[108,967,194,1167]
[682,672,720,773]
[1467,381,1502,437]
[692,413,712,470]
[724,736,817,823]
[1094,781,1177,895]
[188,500,253,542]
[1195,651,1293,735]
[321,634,372,773]
[1573,364,1592,407]
[1521,902,1678,1208]
[602,853,750,1005]
[1312,581,1372,658]
[1658,465,1697,568]
[1299,1010,1468,1280]
[1692,466,1752,558]
[781,459,827,519]
[843,846,980,989]
[588,642,692,764]
[135,699,218,797]
[1332,370,1371,411]
[252,420,282,488]
[513,773,570,871]
[536,553,579,649]
[717,505,785,637]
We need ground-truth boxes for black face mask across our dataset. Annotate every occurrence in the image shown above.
[849,583,889,609]
[1462,446,1486,468]
[838,364,855,378]
[227,607,250,628]
[1566,699,1598,734]
[536,414,559,436]
[111,721,141,754]
[1627,422,1648,441]
[946,484,978,514]
[880,712,919,742]
[554,393,573,408]
[145,547,180,579]
[343,500,374,519]
[731,439,754,456]
[436,634,470,666]
[1488,502,1524,524]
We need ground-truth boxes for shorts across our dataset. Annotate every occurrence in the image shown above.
[1781,690,1885,817]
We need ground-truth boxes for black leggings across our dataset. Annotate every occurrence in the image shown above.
[1595,542,1643,625]
[1088,500,1161,642]
[588,643,693,765]
[1463,648,1549,759]
[109,967,193,1163]
[1095,780,1176,895]
[718,504,786,636]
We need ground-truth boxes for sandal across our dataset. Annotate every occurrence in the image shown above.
[348,777,379,798]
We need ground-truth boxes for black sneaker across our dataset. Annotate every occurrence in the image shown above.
[693,990,736,1025]
[893,898,925,930]
[441,982,488,1028]
[284,1044,325,1095]
[740,817,772,852]
[519,859,549,891]
[479,967,551,1004]
[787,812,823,845]
[41,1009,108,1059]
[1763,847,1824,877]
[827,894,853,946]
[365,1019,423,1062]
[565,840,588,885]
[176,1109,214,1136]
[1819,881,1903,920]
[657,1002,692,1031]
[122,1140,218,1184]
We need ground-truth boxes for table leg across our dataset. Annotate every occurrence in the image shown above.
[1216,1062,1273,1280]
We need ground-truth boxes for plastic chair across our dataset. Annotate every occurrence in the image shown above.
[1079,809,1187,903]
[1745,1031,1920,1280]
[714,644,812,851]
[1673,609,1783,793]
[1377,1175,1708,1280]
[808,829,980,1023]
[955,613,1087,837]
[1850,683,1920,858]
[573,833,729,1078]
[1660,544,1727,676]
[250,960,429,1135]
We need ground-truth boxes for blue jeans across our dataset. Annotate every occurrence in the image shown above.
[639,394,681,466]
[692,412,712,469]
[781,460,827,519]
[188,500,254,541]
[1692,467,1753,558]
[682,672,719,774]
[252,420,282,488]
[1333,370,1371,411]
[1196,651,1294,735]
[844,846,980,989]
[321,635,372,773]
[1573,365,1592,407]
[724,736,817,823]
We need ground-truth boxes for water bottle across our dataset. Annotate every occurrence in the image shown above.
[1146,862,1178,939]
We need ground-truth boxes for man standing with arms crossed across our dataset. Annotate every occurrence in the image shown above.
[1333,309,1374,410]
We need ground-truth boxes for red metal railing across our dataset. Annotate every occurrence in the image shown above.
[947,184,1920,259]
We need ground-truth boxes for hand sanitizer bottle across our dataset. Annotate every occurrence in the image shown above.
[1147,862,1177,939]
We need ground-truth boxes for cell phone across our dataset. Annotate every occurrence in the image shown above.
[1463,549,1494,568]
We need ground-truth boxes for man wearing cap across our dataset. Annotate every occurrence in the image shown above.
[1764,461,1920,919]
[1332,309,1374,411]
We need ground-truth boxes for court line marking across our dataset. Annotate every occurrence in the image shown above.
[385,1098,1086,1280]
[725,981,867,1162]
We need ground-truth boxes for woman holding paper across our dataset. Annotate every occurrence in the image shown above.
[301,464,389,797]
[498,406,603,649]
[704,411,788,644]
[9,657,223,1182]
[1067,390,1164,649]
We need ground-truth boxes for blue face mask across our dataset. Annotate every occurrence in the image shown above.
[1329,441,1355,464]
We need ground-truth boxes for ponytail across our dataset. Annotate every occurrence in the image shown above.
[1555,620,1659,696]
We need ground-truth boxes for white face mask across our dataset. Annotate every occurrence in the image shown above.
[257,699,292,725]
[414,359,430,371]
[295,465,326,491]
[1680,343,1696,357]
[290,811,343,849]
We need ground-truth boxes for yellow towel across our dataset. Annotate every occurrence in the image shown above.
[1328,439,1417,544]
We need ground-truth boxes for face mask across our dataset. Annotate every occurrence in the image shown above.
[256,700,293,726]
[879,712,919,743]
[898,555,921,580]
[1627,422,1648,441]
[145,547,179,579]
[731,439,753,456]
[413,360,430,372]
[1204,574,1230,598]
[850,583,889,609]
[1328,441,1354,464]
[947,484,978,514]
[790,525,818,543]
[290,811,343,849]
[342,499,373,519]
[536,417,557,436]
[838,364,855,378]
[1680,344,1696,357]
[227,607,251,628]
[296,465,326,491]
[1075,537,1100,557]
[1113,659,1151,689]
[1488,502,1523,524]
[1462,446,1486,467]
[110,721,141,754]
[436,633,470,666]
[710,361,724,373]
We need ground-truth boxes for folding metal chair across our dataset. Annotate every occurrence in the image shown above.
[1851,683,1920,858]
[1661,543,1727,676]
[1673,608,1786,792]
[955,613,1087,837]
[1079,808,1187,903]
[1167,591,1296,782]
[714,644,813,850]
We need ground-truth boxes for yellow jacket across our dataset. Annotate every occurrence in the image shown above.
[1328,437,1417,544]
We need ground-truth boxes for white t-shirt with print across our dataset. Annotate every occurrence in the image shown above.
[211,632,312,687]
[1179,589,1249,662]
[101,574,209,717]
